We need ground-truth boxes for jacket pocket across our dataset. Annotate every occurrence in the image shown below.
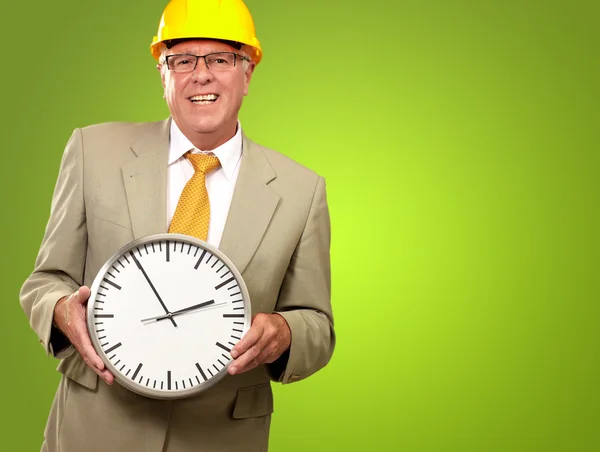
[57,353,99,391]
[89,200,132,230]
[232,383,274,419]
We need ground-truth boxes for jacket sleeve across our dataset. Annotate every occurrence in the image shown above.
[268,175,335,384]
[19,128,88,358]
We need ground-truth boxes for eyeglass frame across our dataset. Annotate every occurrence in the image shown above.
[162,52,251,73]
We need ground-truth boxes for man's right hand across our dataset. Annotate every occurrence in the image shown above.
[53,286,115,385]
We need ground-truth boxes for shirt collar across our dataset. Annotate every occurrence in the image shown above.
[168,119,243,181]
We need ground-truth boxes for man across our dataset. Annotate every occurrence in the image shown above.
[19,0,335,450]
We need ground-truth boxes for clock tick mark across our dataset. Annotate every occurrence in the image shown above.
[234,322,243,325]
[195,250,207,269]
[231,335,241,340]
[223,314,244,318]
[216,342,231,353]
[207,368,214,377]
[230,291,242,297]
[111,265,121,274]
[120,364,126,371]
[211,259,219,268]
[95,314,114,319]
[215,277,235,290]
[222,354,230,361]
[103,279,122,290]
[216,263,225,273]
[220,270,232,279]
[132,363,143,380]
[218,359,225,366]
[105,342,122,354]
[167,371,172,390]
[213,364,219,372]
[196,376,201,384]
[166,241,170,262]
[196,363,207,381]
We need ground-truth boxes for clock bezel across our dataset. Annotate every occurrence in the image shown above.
[86,233,251,400]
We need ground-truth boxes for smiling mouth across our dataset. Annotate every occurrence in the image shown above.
[189,94,219,105]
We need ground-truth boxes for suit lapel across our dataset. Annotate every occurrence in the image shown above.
[219,134,280,275]
[122,119,170,239]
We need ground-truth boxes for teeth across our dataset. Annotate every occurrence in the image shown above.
[190,94,218,101]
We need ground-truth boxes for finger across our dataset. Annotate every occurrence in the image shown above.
[229,328,274,375]
[74,286,91,305]
[230,334,281,374]
[231,320,264,359]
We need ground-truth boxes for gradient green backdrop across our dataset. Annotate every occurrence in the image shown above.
[1,0,598,450]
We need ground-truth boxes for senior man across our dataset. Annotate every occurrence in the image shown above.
[19,0,335,450]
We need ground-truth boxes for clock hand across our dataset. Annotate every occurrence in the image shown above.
[141,301,227,323]
[129,251,177,327]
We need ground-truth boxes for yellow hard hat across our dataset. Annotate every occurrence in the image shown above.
[150,0,262,64]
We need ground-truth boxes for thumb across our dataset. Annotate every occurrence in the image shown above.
[74,286,91,305]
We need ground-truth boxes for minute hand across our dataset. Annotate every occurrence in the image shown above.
[130,251,177,327]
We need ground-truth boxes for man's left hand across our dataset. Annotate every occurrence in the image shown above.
[229,313,291,375]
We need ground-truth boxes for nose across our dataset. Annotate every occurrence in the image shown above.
[191,59,213,84]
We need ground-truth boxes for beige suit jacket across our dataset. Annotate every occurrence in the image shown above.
[20,119,334,452]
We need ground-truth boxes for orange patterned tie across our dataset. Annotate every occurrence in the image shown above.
[168,152,221,241]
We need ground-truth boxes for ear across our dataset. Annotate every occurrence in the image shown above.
[158,63,166,90]
[243,61,256,96]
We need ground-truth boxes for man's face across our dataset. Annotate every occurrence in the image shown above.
[160,39,255,149]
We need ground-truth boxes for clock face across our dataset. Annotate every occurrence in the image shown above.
[86,233,250,399]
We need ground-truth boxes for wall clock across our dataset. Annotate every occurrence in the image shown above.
[86,233,250,399]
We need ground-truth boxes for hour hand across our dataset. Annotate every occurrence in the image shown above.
[141,300,224,323]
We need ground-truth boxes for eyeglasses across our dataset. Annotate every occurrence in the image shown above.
[163,52,249,73]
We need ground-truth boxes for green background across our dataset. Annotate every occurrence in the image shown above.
[1,0,598,450]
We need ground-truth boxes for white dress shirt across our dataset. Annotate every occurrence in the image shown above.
[167,120,242,248]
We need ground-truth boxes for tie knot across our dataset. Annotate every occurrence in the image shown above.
[186,152,221,174]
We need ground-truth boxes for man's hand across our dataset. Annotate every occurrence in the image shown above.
[229,313,291,375]
[53,286,115,385]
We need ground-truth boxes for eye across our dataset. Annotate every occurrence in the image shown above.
[175,57,194,67]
